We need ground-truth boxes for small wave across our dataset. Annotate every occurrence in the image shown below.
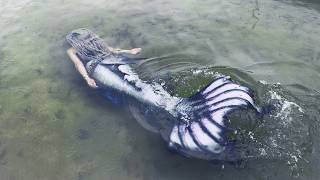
[268,90,304,125]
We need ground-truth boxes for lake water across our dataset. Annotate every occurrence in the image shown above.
[0,0,319,179]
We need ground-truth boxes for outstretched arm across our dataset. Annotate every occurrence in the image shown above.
[108,47,141,55]
[66,48,98,88]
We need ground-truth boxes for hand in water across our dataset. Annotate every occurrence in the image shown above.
[86,77,98,88]
[130,48,142,55]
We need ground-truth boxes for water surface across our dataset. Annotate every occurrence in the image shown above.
[0,0,319,179]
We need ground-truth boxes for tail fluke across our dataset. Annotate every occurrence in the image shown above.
[168,76,260,160]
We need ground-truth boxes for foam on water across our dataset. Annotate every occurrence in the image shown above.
[269,90,304,125]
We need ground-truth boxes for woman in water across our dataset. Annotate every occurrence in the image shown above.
[67,41,141,88]
[66,28,260,161]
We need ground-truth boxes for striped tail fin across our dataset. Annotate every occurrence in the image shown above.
[168,76,260,160]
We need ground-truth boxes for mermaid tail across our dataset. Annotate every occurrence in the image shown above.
[168,76,260,160]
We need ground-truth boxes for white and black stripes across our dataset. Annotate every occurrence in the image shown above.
[169,120,225,154]
[169,75,259,157]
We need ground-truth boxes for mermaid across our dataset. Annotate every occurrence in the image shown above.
[66,28,261,161]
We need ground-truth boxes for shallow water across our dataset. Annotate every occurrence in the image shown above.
[0,0,320,179]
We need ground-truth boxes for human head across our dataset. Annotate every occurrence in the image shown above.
[66,28,110,59]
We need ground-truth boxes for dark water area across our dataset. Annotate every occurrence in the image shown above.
[278,0,320,10]
[0,0,319,180]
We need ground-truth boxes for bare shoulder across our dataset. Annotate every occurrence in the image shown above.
[67,47,76,53]
[66,47,82,64]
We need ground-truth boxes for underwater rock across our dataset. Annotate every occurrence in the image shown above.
[23,105,32,116]
[35,68,44,75]
[0,148,7,165]
[78,171,90,180]
[16,150,24,158]
[76,129,90,140]
[55,109,66,120]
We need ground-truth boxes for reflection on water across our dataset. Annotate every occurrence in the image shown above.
[0,0,319,179]
[278,0,320,10]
